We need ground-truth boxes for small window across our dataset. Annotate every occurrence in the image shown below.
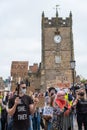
[55,56,61,63]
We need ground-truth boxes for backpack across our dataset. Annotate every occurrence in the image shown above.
[68,94,73,101]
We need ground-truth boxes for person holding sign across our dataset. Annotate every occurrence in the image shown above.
[43,96,53,130]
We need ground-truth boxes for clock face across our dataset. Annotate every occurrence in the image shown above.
[54,35,62,43]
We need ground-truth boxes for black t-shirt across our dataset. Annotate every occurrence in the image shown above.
[76,99,87,114]
[8,95,33,129]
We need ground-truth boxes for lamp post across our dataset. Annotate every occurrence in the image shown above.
[70,60,76,95]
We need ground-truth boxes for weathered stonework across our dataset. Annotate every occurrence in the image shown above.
[0,77,5,90]
[41,11,75,91]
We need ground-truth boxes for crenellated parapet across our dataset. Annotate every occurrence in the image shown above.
[42,12,72,28]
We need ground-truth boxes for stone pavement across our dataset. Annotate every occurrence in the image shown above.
[73,116,78,130]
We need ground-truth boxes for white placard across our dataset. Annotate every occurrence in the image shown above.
[43,106,53,116]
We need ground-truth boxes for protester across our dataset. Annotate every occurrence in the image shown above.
[0,91,3,130]
[52,90,71,130]
[0,84,76,130]
[73,90,87,130]
[1,91,8,130]
[7,81,38,130]
[48,87,57,106]
[43,96,53,130]
[84,80,87,96]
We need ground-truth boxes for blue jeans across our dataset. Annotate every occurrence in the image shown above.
[47,121,52,130]
[28,115,33,130]
[32,112,41,130]
[7,118,13,130]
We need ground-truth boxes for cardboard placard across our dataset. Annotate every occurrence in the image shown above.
[36,96,45,108]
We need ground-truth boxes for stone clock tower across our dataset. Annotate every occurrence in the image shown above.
[41,10,75,91]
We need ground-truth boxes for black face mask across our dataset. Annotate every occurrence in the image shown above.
[79,92,84,96]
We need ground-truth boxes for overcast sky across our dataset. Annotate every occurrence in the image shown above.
[0,0,87,80]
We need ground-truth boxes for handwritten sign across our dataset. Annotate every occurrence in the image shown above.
[11,61,28,77]
[36,97,45,108]
[43,106,53,116]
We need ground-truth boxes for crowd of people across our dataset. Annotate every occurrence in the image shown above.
[0,81,87,130]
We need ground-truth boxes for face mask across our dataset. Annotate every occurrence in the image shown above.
[21,88,26,94]
[79,92,84,96]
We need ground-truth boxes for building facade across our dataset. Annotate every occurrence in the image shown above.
[10,10,75,92]
[0,77,5,91]
[40,10,75,91]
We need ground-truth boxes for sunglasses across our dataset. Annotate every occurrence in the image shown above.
[58,95,65,96]
[22,87,26,89]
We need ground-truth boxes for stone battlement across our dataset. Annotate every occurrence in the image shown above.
[42,17,71,27]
